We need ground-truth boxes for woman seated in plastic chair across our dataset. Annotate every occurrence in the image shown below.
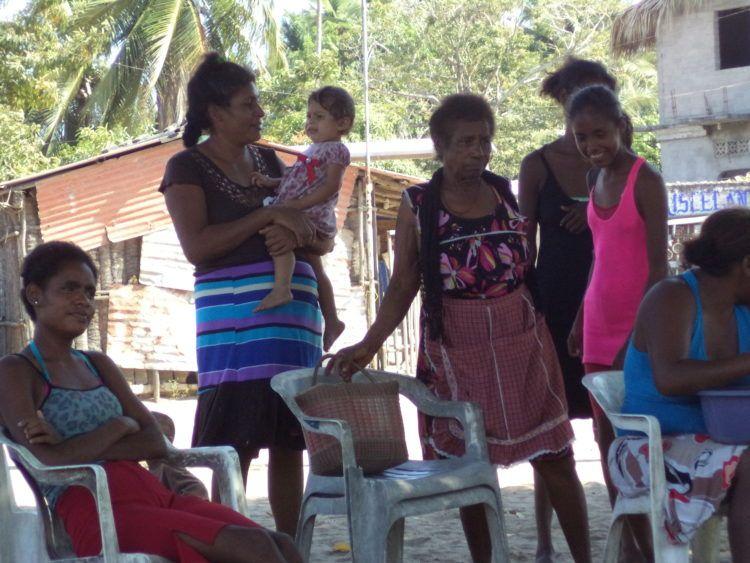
[0,241,302,563]
[611,207,750,560]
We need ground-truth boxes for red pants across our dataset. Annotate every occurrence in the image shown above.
[56,461,259,562]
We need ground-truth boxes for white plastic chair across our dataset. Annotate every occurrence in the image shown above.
[0,428,248,562]
[271,367,509,563]
[582,371,721,563]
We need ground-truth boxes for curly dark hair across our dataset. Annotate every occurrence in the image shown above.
[428,94,495,161]
[308,86,355,133]
[183,53,256,147]
[682,208,750,276]
[541,57,617,104]
[21,241,98,321]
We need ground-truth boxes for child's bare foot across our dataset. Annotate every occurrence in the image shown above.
[254,288,293,312]
[323,318,346,351]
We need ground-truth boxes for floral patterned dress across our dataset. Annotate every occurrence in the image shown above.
[406,174,529,300]
[405,170,574,466]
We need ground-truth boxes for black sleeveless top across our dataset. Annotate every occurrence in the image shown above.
[534,148,593,316]
[534,147,593,418]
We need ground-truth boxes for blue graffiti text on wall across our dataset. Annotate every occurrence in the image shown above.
[669,188,750,217]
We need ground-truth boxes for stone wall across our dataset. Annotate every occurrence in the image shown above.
[657,122,750,182]
[655,1,750,182]
[657,0,750,124]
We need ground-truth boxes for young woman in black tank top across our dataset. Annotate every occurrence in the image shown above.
[519,58,646,562]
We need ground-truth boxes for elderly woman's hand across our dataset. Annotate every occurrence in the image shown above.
[269,207,315,247]
[327,341,379,381]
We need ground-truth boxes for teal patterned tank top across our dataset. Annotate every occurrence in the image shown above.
[21,342,123,507]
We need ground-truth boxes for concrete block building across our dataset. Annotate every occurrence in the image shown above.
[613,0,750,182]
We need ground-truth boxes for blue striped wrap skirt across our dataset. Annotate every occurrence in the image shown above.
[191,260,322,453]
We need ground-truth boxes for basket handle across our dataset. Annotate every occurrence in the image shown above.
[312,353,375,385]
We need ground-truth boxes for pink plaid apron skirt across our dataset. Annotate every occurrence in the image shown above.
[420,285,574,466]
[610,434,746,543]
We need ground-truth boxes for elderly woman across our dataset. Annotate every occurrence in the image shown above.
[160,53,331,535]
[610,207,750,560]
[330,94,591,563]
[0,241,301,562]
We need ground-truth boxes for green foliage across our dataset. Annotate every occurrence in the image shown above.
[0,0,662,185]
[0,16,60,118]
[0,107,56,183]
[4,0,284,145]
[54,125,142,165]
[263,0,661,178]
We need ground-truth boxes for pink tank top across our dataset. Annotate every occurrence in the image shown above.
[583,157,648,365]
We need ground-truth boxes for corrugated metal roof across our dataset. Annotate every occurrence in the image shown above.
[0,129,183,190]
[6,131,423,251]
[35,140,180,250]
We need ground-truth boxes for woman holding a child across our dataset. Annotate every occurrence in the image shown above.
[160,53,345,535]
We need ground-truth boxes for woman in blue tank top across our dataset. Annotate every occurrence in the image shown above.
[611,208,750,560]
[0,241,301,562]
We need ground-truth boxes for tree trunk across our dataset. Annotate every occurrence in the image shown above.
[316,0,323,55]
[0,191,34,355]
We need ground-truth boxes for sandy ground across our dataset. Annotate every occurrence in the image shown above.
[9,396,732,562]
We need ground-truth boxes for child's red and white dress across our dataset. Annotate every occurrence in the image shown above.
[275,141,350,238]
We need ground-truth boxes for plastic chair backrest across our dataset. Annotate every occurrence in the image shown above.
[581,371,625,417]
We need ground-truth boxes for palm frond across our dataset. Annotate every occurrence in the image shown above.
[260,0,287,71]
[183,0,208,52]
[141,0,183,91]
[41,63,88,144]
[82,16,149,126]
[39,0,286,137]
[612,0,712,55]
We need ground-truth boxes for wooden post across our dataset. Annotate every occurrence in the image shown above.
[0,190,32,355]
[150,369,160,402]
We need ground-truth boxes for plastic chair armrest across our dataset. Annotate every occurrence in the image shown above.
[373,373,490,461]
[608,413,663,442]
[161,444,248,515]
[607,412,668,516]
[420,399,489,461]
[3,442,120,559]
[299,416,357,470]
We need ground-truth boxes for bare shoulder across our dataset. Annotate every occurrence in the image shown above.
[641,276,693,314]
[0,354,37,414]
[0,353,35,380]
[637,160,666,189]
[519,149,545,177]
[81,350,120,375]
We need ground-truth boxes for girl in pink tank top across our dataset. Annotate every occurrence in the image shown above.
[566,86,669,558]
[566,85,669,370]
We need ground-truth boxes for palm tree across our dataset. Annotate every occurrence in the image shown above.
[37,0,284,146]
